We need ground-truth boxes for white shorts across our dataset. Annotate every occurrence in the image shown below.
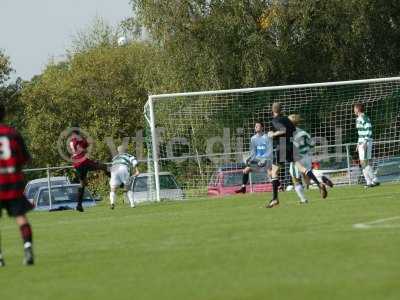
[358,140,373,161]
[289,155,312,179]
[110,165,130,188]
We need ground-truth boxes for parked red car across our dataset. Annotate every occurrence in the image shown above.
[208,163,272,197]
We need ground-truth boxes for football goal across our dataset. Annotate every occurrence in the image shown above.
[144,77,400,201]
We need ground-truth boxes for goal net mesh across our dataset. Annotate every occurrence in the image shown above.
[144,78,400,200]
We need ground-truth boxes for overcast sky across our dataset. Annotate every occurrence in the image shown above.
[0,0,132,80]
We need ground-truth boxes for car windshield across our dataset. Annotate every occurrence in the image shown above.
[26,180,69,199]
[36,186,92,206]
[134,177,148,192]
[160,175,179,189]
[223,172,243,187]
[133,175,179,192]
[317,157,349,170]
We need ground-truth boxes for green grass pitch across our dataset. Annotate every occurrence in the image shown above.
[0,184,399,300]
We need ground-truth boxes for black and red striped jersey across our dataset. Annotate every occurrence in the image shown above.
[0,124,31,201]
[69,136,89,167]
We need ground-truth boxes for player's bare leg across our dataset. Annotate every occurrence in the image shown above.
[295,161,328,199]
[292,176,308,204]
[361,159,379,188]
[16,215,34,266]
[236,166,252,194]
[266,164,280,208]
[302,174,311,189]
[302,169,332,189]
[301,168,333,188]
[110,186,117,209]
[321,175,334,188]
[124,187,136,208]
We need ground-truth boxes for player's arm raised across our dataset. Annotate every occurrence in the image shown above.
[130,157,140,177]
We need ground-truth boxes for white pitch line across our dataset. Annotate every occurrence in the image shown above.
[353,216,400,229]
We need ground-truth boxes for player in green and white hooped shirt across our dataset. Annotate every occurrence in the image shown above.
[288,114,333,203]
[354,103,379,188]
[109,145,139,209]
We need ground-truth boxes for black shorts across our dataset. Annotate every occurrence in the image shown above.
[75,160,106,181]
[273,144,294,166]
[246,158,272,169]
[0,197,33,218]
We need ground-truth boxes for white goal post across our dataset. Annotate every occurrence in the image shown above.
[145,77,400,201]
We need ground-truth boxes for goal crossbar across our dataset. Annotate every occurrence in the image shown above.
[148,77,400,100]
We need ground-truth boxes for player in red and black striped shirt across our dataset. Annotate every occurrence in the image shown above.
[0,103,34,266]
[69,129,109,212]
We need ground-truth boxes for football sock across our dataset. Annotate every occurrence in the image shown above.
[77,187,85,205]
[295,183,307,203]
[362,167,372,185]
[127,191,135,206]
[242,173,249,186]
[365,165,378,183]
[272,178,280,200]
[110,191,116,205]
[20,223,33,248]
[306,169,321,186]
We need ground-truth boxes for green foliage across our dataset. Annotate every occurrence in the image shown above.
[0,49,12,85]
[131,0,400,88]
[21,43,159,167]
[69,16,119,54]
[13,0,400,172]
[0,51,25,136]
[0,78,24,127]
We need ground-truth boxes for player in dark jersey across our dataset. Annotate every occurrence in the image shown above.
[0,104,34,266]
[69,129,109,212]
[266,103,327,208]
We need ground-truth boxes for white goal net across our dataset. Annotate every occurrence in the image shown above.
[144,77,400,201]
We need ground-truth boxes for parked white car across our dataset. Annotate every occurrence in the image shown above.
[128,172,184,203]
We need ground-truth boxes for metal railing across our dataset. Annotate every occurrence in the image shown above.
[22,140,400,207]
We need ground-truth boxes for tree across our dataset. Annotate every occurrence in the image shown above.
[21,42,161,168]
[131,0,400,90]
[0,78,24,128]
[0,49,12,85]
[0,50,25,130]
[69,16,120,55]
[130,0,279,91]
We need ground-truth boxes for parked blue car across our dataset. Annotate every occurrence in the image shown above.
[32,184,97,211]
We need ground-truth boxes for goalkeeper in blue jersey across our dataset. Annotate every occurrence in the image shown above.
[354,103,379,188]
[109,145,140,209]
[288,114,333,204]
[236,121,273,194]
